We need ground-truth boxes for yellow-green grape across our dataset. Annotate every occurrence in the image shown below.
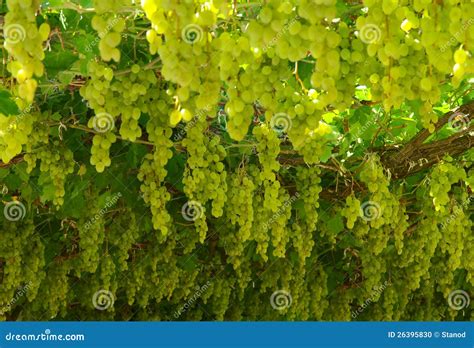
[291,221,314,264]
[138,125,173,235]
[0,221,36,318]
[78,198,105,273]
[32,261,70,319]
[0,112,34,163]
[34,145,74,206]
[355,0,474,131]
[4,0,50,102]
[141,0,221,113]
[429,161,466,213]
[91,0,130,62]
[20,113,74,207]
[296,165,322,232]
[359,154,398,230]
[90,133,116,173]
[20,225,46,302]
[80,61,114,110]
[110,209,140,271]
[249,170,271,261]
[253,124,281,213]
[182,117,227,229]
[222,170,255,269]
[98,254,116,301]
[341,193,361,229]
[290,122,332,165]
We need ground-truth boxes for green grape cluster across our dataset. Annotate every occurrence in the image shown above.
[268,187,293,258]
[23,113,74,207]
[25,143,74,207]
[296,165,322,231]
[359,154,398,230]
[341,193,361,229]
[291,221,314,263]
[429,161,466,213]
[222,170,255,268]
[0,221,42,318]
[249,182,271,261]
[91,0,129,62]
[357,0,474,130]
[80,61,114,109]
[142,0,221,111]
[220,35,258,141]
[109,210,140,271]
[90,133,116,173]
[33,262,70,319]
[81,61,171,172]
[253,124,281,213]
[77,199,105,274]
[4,0,50,103]
[182,117,227,241]
[0,112,34,163]
[20,225,46,302]
[98,255,117,303]
[138,122,173,235]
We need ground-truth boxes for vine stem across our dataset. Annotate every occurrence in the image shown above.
[51,122,156,146]
[115,57,161,76]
